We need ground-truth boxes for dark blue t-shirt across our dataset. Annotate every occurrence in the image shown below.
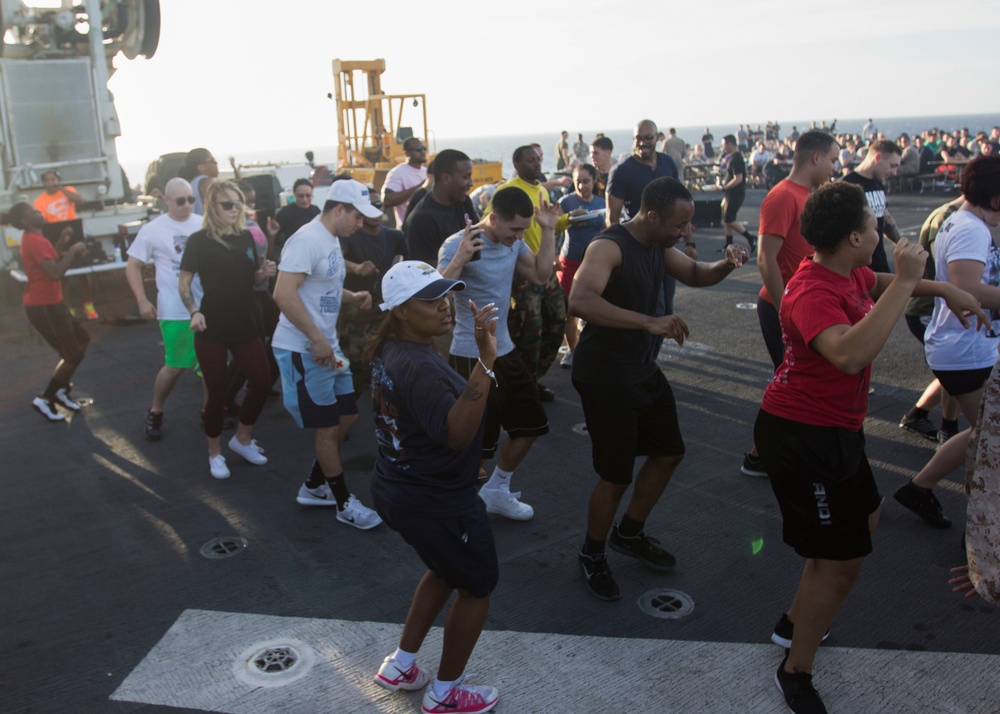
[558,193,606,261]
[606,153,679,221]
[370,340,485,516]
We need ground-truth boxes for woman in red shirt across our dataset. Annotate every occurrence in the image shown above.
[754,182,984,713]
[7,202,91,421]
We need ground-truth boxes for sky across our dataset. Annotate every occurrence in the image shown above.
[106,0,1000,174]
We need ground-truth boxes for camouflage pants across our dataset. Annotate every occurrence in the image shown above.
[508,270,567,382]
[336,304,385,394]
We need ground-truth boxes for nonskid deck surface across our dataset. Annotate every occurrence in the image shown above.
[3,189,995,713]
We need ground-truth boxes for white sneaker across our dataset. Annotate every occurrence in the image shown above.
[32,397,65,422]
[374,655,430,691]
[336,495,382,530]
[296,483,338,507]
[209,454,230,479]
[53,387,81,411]
[422,679,499,714]
[228,436,268,465]
[560,350,573,369]
[479,487,534,520]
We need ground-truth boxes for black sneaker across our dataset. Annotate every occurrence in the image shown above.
[578,550,621,601]
[937,426,958,445]
[746,233,758,255]
[537,383,555,402]
[741,450,768,478]
[771,613,831,649]
[899,415,938,441]
[775,655,828,714]
[145,409,163,441]
[608,523,676,570]
[894,481,952,528]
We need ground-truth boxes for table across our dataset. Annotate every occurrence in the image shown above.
[7,259,127,283]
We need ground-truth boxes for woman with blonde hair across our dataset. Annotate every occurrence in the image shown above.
[179,180,277,479]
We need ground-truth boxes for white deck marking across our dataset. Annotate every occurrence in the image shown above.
[112,609,999,713]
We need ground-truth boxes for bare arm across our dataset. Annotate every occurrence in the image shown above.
[666,242,747,287]
[757,234,786,309]
[606,195,624,226]
[125,256,156,319]
[812,239,927,375]
[382,184,422,207]
[568,238,690,344]
[178,270,205,331]
[940,259,1000,309]
[445,301,499,450]
[62,186,85,207]
[39,242,87,280]
[514,202,558,285]
[723,171,744,191]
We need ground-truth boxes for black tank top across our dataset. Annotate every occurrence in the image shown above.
[573,224,663,385]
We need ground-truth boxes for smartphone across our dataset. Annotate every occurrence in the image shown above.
[465,213,481,261]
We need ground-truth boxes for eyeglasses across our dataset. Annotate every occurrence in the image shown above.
[216,201,242,211]
[294,193,313,199]
[175,196,197,205]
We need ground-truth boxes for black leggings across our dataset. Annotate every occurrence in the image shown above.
[194,337,270,438]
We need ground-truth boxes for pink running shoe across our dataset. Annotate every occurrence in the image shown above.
[421,680,499,714]
[373,656,429,692]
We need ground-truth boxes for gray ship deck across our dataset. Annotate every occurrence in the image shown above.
[1,187,996,713]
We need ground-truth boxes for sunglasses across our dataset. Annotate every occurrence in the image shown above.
[175,196,197,206]
[294,193,313,199]
[216,201,242,211]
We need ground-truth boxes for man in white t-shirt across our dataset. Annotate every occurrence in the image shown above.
[125,177,204,441]
[381,137,428,227]
[272,179,384,529]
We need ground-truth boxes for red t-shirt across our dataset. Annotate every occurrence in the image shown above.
[758,179,812,303]
[762,258,876,430]
[19,231,62,306]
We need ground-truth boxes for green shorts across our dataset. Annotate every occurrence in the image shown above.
[159,319,198,369]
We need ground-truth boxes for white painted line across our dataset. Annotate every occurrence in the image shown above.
[111,609,999,713]
[657,340,712,363]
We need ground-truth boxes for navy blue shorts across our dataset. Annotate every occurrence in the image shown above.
[372,492,499,598]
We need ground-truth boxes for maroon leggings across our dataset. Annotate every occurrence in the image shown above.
[194,337,270,438]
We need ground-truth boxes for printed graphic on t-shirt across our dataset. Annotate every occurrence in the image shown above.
[319,290,340,315]
[326,249,340,277]
[863,189,886,218]
[371,359,405,465]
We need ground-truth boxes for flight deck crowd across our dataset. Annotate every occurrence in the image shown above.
[8,119,1000,714]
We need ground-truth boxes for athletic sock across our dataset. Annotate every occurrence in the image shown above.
[326,473,350,509]
[43,378,62,400]
[431,676,461,699]
[483,466,513,492]
[305,459,325,489]
[391,647,417,669]
[618,514,645,539]
[941,418,959,433]
[582,534,605,555]
[725,236,734,246]
[906,406,930,421]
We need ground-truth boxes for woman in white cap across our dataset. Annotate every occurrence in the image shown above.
[368,261,502,714]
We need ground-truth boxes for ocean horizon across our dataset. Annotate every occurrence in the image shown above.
[119,112,999,189]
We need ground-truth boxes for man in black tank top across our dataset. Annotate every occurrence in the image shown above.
[568,177,749,601]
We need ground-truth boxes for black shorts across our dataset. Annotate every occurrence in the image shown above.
[723,190,745,223]
[756,295,784,370]
[373,492,499,598]
[573,370,685,485]
[932,367,992,397]
[754,409,881,561]
[450,352,549,458]
[905,314,930,345]
[25,303,90,361]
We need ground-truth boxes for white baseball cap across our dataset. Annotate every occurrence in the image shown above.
[327,179,383,218]
[380,261,465,311]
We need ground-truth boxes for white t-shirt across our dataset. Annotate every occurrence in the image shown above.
[271,217,346,352]
[382,162,427,226]
[925,210,1000,371]
[126,213,204,320]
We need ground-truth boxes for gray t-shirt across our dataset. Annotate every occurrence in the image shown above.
[438,230,530,359]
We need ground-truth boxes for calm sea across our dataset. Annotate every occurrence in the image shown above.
[121,113,999,188]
